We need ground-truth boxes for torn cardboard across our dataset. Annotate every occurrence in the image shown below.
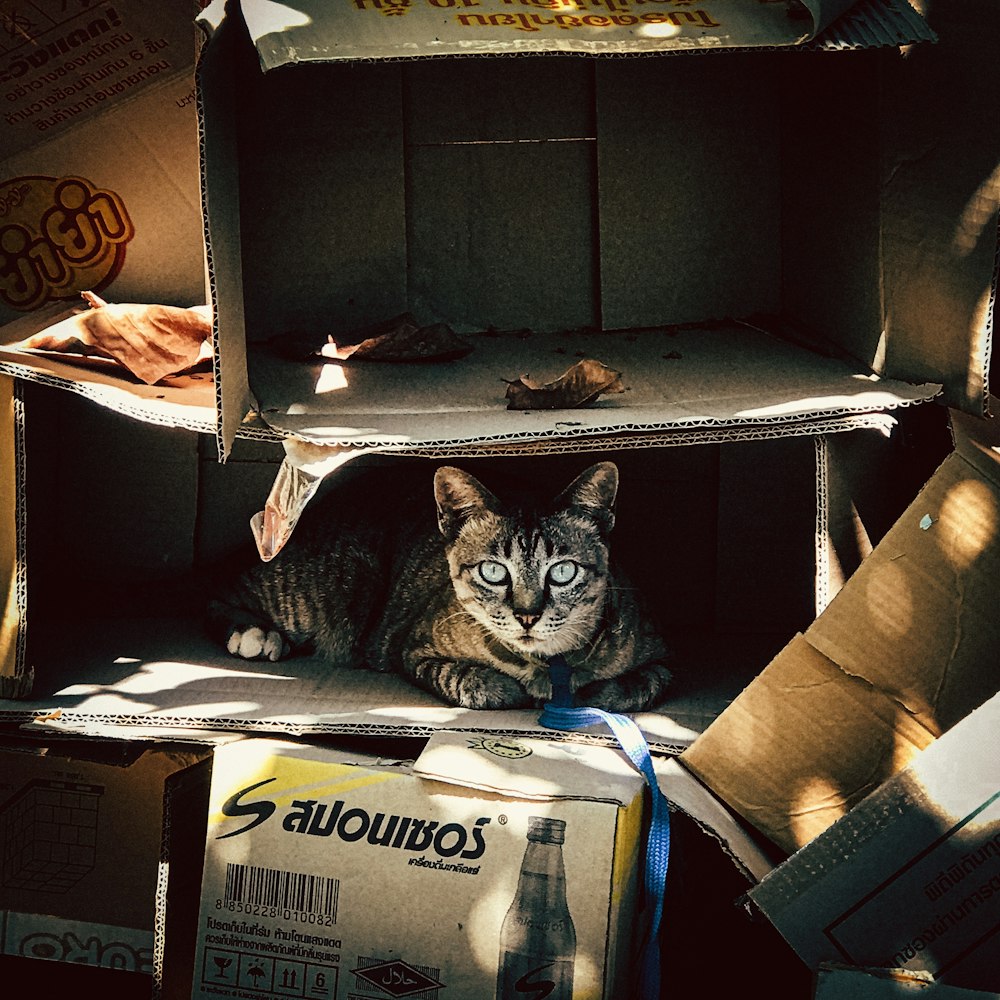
[683,400,1000,853]
[815,964,1000,1000]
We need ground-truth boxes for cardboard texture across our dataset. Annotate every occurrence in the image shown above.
[814,964,1000,1000]
[0,2,995,996]
[747,692,1000,992]
[0,1,206,328]
[177,0,955,566]
[0,377,27,697]
[0,383,845,748]
[682,401,1000,854]
[0,735,211,981]
[193,734,645,1000]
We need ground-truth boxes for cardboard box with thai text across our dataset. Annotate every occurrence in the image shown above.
[747,692,1000,993]
[193,733,647,1000]
[0,0,206,329]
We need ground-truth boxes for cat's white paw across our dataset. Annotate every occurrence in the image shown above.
[227,626,287,661]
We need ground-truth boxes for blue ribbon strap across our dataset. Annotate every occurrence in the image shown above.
[538,655,669,1000]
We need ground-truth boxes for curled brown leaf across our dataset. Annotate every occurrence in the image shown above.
[13,291,213,384]
[505,358,626,410]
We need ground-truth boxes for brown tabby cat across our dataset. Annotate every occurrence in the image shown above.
[206,462,672,712]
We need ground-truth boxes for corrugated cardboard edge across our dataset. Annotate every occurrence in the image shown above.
[815,962,1000,999]
[0,377,30,697]
[812,0,937,51]
[196,2,255,461]
[153,752,214,1000]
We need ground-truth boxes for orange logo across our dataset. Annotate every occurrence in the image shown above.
[0,175,134,312]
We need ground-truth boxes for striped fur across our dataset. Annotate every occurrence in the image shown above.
[206,463,672,712]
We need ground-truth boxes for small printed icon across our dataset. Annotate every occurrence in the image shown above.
[238,954,274,992]
[213,955,233,979]
[352,958,444,998]
[467,737,532,760]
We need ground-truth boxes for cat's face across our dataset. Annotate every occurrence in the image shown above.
[434,464,617,658]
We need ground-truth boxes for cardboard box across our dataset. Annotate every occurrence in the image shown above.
[0,0,209,693]
[744,692,1000,992]
[0,0,207,328]
[0,734,212,993]
[0,377,874,749]
[682,402,1000,854]
[192,733,646,1000]
[188,0,955,462]
[0,0,978,739]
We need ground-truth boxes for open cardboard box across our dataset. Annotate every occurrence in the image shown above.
[0,0,992,719]
[0,0,997,988]
[0,732,213,995]
[1,377,844,747]
[0,0,209,697]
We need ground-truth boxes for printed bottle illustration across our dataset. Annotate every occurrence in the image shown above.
[496,816,576,1000]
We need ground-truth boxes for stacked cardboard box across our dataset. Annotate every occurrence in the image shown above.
[0,0,998,995]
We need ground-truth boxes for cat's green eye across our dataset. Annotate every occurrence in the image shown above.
[478,561,509,585]
[548,560,578,585]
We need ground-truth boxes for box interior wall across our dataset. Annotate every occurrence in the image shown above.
[12,380,951,741]
[215,34,995,427]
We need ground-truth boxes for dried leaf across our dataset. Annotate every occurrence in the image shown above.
[13,292,213,384]
[505,359,626,410]
[272,314,473,363]
[349,321,472,362]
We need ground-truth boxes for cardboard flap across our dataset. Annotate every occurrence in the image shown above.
[681,633,936,853]
[202,0,930,66]
[683,406,1000,855]
[0,377,26,697]
[413,731,643,804]
[950,402,1000,486]
[808,450,1000,733]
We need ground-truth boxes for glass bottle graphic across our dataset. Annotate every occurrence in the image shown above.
[496,815,577,1000]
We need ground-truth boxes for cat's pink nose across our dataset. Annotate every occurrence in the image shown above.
[515,612,541,630]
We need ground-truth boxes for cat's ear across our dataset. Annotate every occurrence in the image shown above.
[434,466,499,539]
[556,462,619,534]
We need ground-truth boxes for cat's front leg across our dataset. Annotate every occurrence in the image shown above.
[206,599,292,663]
[405,655,535,710]
[575,660,673,714]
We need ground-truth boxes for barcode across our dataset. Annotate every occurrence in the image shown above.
[224,862,340,920]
